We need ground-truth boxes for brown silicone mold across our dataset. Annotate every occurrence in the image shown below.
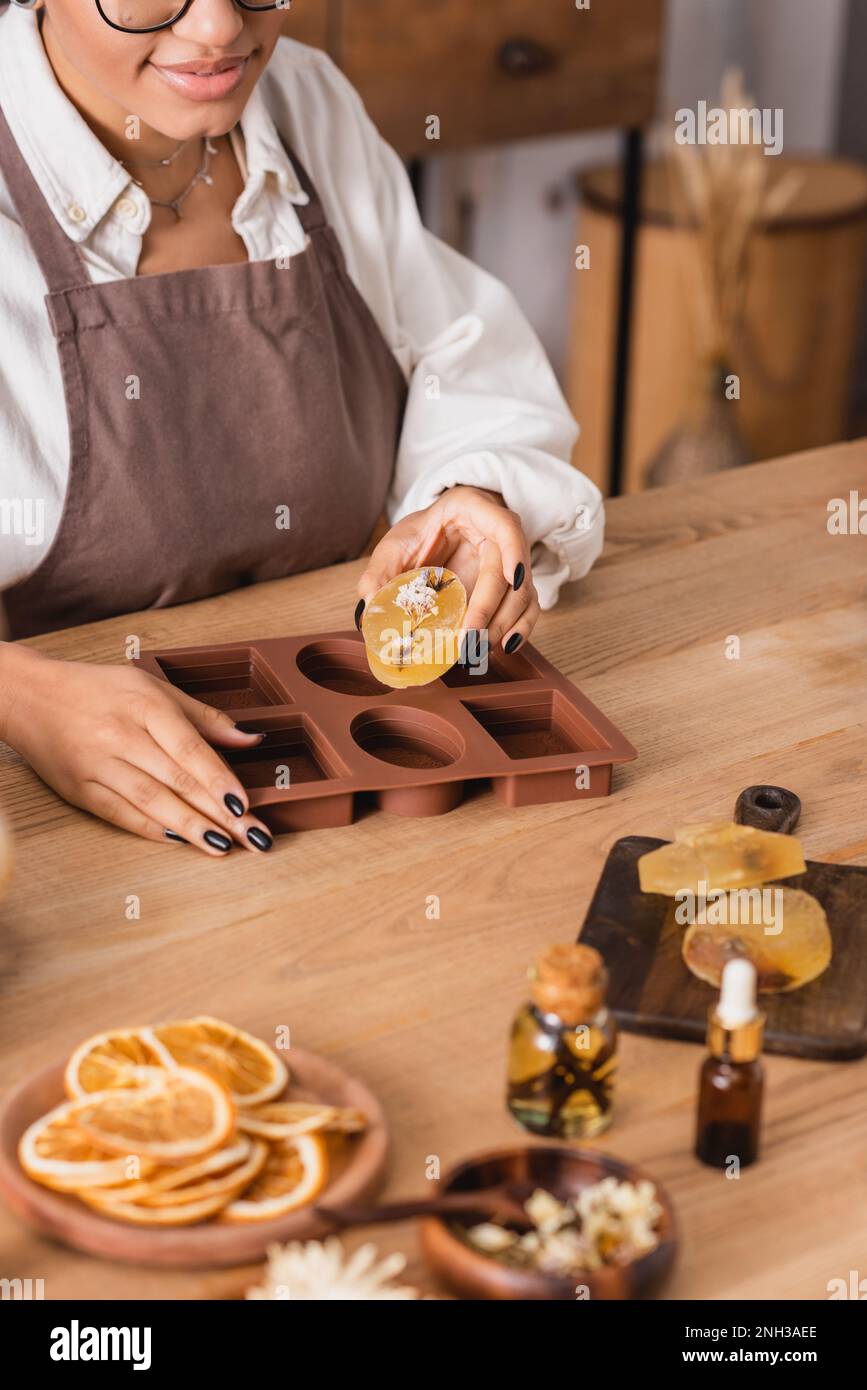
[137,632,636,831]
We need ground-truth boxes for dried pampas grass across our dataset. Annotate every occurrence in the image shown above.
[669,68,803,365]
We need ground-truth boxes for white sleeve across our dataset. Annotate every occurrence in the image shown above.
[366,125,604,608]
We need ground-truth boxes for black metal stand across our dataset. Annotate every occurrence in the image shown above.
[408,158,426,212]
[608,127,645,497]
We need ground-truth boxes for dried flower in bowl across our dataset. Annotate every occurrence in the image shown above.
[463,1177,662,1279]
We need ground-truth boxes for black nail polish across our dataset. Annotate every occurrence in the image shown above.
[505,633,524,654]
[224,793,245,818]
[204,830,232,852]
[164,830,188,844]
[354,598,365,631]
[513,563,525,591]
[460,630,491,677]
[235,722,264,737]
[247,827,273,852]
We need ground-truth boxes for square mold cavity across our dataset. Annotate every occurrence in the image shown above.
[225,713,347,789]
[156,647,287,711]
[441,644,537,688]
[463,691,611,761]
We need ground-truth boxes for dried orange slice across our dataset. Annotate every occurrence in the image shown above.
[84,1135,253,1205]
[237,1101,366,1139]
[18,1100,155,1192]
[70,1066,234,1162]
[64,1028,175,1100]
[145,1017,288,1108]
[80,1190,234,1226]
[361,566,467,689]
[638,821,806,896]
[236,1101,337,1139]
[219,1134,327,1223]
[139,1139,269,1208]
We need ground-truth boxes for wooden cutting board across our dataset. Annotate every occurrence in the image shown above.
[578,787,867,1060]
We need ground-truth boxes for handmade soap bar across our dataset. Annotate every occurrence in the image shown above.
[682,887,832,993]
[361,566,467,689]
[638,821,806,896]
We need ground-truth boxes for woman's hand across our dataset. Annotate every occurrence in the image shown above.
[0,646,274,857]
[356,487,539,652]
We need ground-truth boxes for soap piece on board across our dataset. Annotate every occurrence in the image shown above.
[682,887,832,993]
[638,821,806,896]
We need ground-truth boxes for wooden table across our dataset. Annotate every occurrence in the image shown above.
[1,442,865,1301]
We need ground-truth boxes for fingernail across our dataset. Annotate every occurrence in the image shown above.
[460,630,489,672]
[204,830,232,852]
[235,722,264,738]
[165,830,188,844]
[354,598,365,631]
[505,633,524,654]
[513,563,525,591]
[224,793,245,818]
[247,827,273,852]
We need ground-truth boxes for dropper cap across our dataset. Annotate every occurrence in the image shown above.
[707,958,765,1062]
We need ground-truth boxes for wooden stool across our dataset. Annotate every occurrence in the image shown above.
[568,157,867,493]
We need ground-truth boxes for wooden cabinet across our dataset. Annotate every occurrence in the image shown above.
[281,0,331,52]
[283,0,664,156]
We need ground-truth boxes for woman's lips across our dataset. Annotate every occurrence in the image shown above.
[150,56,249,102]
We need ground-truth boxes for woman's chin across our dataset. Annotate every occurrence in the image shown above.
[140,54,261,137]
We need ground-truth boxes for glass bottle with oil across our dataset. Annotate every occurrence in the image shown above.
[507,944,617,1139]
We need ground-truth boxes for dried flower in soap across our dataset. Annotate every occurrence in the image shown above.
[395,572,440,624]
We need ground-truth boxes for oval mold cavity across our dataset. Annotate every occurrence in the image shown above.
[350,707,464,770]
[297,640,391,698]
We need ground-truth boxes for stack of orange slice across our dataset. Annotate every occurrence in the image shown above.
[19,1017,365,1226]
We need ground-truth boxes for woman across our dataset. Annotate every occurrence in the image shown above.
[0,0,603,856]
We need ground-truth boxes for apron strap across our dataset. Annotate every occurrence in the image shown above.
[0,100,88,294]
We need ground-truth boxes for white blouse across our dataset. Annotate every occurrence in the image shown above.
[0,9,603,607]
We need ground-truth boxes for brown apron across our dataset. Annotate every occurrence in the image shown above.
[0,103,407,639]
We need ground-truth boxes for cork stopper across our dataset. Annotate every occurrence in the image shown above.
[530,944,607,1025]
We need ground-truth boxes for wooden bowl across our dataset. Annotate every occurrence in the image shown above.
[419,1146,677,1300]
[0,1048,388,1269]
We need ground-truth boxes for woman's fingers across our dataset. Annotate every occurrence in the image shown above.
[355,513,443,614]
[98,760,254,857]
[118,730,273,853]
[161,681,268,749]
[438,489,531,590]
[78,781,175,847]
[498,585,541,653]
[461,538,509,640]
[143,695,258,821]
[485,577,537,649]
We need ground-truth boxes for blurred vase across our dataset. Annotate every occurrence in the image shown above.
[646,361,750,488]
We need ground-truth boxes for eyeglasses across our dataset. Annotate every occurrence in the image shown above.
[95,0,283,35]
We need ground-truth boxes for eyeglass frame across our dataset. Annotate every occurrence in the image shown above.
[93,0,284,36]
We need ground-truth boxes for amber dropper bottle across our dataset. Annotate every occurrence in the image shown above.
[695,958,765,1169]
